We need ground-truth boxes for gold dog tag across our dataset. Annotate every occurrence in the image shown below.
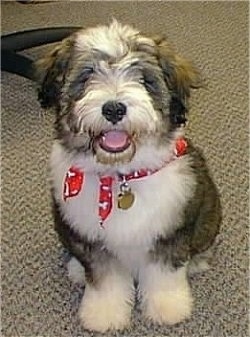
[118,189,135,210]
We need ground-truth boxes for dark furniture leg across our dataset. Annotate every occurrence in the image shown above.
[1,27,81,82]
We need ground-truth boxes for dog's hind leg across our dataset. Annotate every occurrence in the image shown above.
[187,248,213,275]
[67,257,85,285]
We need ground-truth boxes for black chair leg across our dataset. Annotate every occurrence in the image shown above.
[1,50,35,81]
[1,27,80,82]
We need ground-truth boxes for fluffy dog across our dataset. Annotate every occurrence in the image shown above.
[36,21,221,332]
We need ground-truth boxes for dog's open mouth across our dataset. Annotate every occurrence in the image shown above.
[98,130,131,153]
[94,130,136,164]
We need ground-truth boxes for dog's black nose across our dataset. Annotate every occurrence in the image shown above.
[102,101,127,124]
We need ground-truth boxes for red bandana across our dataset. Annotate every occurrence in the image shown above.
[63,138,187,226]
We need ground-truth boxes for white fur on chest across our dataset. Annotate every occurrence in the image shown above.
[50,142,195,272]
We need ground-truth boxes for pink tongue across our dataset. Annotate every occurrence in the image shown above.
[100,131,130,152]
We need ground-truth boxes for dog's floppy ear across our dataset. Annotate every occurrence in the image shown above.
[155,37,202,125]
[35,37,73,110]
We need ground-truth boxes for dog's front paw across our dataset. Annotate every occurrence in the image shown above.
[141,265,193,325]
[79,272,134,332]
[144,285,193,325]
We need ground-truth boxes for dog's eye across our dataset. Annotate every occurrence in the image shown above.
[79,67,94,83]
[72,67,94,86]
[139,74,160,94]
[68,67,94,100]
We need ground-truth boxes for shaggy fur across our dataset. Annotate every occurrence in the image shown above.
[36,21,221,332]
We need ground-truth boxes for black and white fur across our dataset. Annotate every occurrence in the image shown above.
[36,21,221,332]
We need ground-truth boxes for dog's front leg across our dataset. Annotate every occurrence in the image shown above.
[63,237,135,332]
[78,259,134,333]
[53,199,134,332]
[139,263,192,325]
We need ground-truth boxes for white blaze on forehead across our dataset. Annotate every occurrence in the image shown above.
[75,21,140,58]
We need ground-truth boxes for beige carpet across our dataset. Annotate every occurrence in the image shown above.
[1,1,249,336]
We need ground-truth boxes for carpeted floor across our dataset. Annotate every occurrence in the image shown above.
[1,1,249,337]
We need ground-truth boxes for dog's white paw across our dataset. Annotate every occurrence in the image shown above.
[79,271,134,332]
[144,284,193,324]
[67,257,85,285]
[141,264,193,325]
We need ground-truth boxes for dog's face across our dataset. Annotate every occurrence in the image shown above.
[37,21,200,169]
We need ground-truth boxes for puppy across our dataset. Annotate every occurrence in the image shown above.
[36,21,221,332]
